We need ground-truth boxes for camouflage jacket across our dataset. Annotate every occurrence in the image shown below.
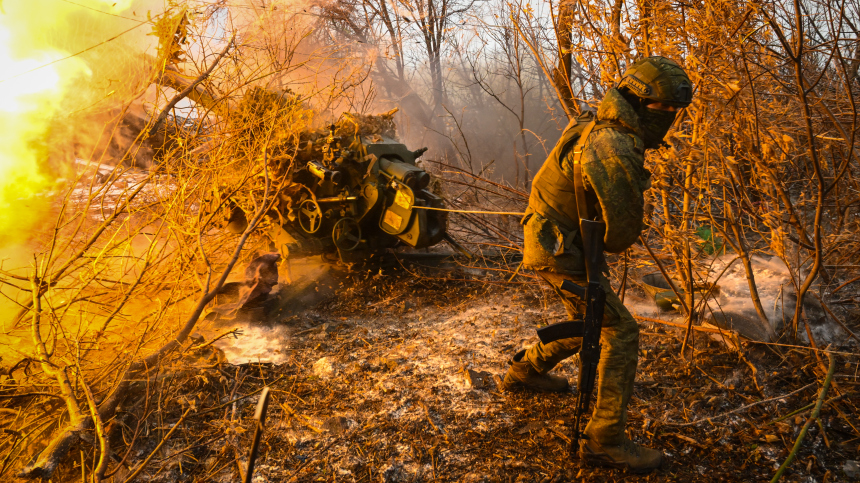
[522,88,651,275]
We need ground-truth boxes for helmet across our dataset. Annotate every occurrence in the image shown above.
[618,56,693,108]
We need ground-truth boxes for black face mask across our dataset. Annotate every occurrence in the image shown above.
[639,107,677,149]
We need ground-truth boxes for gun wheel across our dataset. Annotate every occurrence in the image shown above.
[332,217,362,252]
[298,199,323,234]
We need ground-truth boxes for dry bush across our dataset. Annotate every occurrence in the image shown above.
[0,2,365,480]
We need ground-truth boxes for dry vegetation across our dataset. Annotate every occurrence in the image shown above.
[0,0,859,482]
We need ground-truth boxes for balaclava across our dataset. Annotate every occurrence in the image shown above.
[618,89,677,149]
[617,56,693,149]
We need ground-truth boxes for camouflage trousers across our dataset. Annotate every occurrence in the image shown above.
[523,270,639,446]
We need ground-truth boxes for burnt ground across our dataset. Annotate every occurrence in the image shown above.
[116,256,860,483]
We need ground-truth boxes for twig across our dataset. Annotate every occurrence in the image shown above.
[147,36,234,137]
[0,17,157,86]
[283,426,361,481]
[739,352,763,393]
[279,401,322,433]
[638,236,690,315]
[662,382,816,427]
[810,292,860,343]
[769,395,853,425]
[413,206,525,216]
[770,353,836,482]
[195,377,286,417]
[122,407,194,483]
[427,161,529,198]
[662,432,704,447]
[418,401,448,439]
[744,341,859,357]
[833,274,860,293]
[507,261,524,282]
[191,328,242,351]
[639,315,859,357]
[75,356,109,482]
[633,315,725,334]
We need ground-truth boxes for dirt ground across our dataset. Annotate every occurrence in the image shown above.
[127,255,860,483]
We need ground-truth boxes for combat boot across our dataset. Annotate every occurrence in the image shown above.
[501,349,569,392]
[579,436,664,473]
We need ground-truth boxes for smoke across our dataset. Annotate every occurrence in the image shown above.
[0,0,168,359]
[703,255,842,344]
[625,255,843,344]
[211,324,292,364]
[222,0,374,122]
[0,0,161,246]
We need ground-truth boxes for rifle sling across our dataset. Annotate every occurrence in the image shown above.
[572,120,597,223]
[537,320,585,344]
[533,124,600,345]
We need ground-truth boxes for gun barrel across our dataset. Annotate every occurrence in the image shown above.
[316,195,358,203]
[379,157,430,189]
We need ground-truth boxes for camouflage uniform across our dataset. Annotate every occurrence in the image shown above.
[506,58,692,472]
[519,87,649,445]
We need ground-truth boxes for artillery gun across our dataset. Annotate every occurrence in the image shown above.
[262,111,448,264]
[151,61,450,264]
[201,102,452,319]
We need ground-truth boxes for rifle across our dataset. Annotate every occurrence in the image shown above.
[534,120,607,452]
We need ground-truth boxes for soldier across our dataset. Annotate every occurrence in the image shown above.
[502,57,693,472]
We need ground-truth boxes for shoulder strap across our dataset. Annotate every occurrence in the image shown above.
[572,120,597,222]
